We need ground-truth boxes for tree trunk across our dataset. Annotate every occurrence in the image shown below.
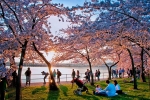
[16,41,28,100]
[33,43,58,90]
[108,67,111,80]
[127,49,137,89]
[104,61,119,80]
[48,63,58,90]
[140,47,146,82]
[87,59,94,85]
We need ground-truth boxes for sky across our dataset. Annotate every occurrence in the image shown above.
[45,0,91,62]
[49,0,91,36]
[36,0,92,63]
[51,0,90,8]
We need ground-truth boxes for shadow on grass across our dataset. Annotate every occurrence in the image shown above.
[80,94,100,100]
[5,87,16,100]
[32,86,46,94]
[59,85,68,96]
[47,88,60,100]
[108,93,150,100]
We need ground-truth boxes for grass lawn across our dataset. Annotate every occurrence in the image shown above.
[5,78,150,100]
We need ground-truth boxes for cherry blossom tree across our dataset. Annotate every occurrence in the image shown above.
[0,0,66,99]
[54,30,95,85]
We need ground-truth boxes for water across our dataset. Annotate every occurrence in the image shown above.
[16,66,114,83]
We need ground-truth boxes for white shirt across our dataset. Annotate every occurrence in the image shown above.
[95,87,102,93]
[115,84,120,90]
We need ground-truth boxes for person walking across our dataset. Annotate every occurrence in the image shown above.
[41,71,49,84]
[25,67,31,86]
[57,69,61,83]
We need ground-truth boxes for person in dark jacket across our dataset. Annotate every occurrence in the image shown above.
[41,71,49,84]
[25,67,31,86]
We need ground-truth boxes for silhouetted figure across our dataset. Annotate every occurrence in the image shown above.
[41,71,49,84]
[57,69,61,83]
[12,71,17,87]
[25,67,31,86]
[72,69,76,80]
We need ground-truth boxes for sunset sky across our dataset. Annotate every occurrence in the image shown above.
[45,0,90,62]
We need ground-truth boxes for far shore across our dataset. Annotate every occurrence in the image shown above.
[6,62,114,67]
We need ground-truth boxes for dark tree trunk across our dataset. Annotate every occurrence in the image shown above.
[16,40,28,100]
[33,43,58,90]
[127,49,137,89]
[104,61,119,80]
[140,47,146,82]
[109,67,111,80]
[86,57,94,85]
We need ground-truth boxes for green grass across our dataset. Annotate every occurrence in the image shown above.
[5,78,150,100]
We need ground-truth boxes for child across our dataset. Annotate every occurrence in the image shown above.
[93,85,102,94]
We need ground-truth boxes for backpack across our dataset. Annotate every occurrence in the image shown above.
[59,71,62,76]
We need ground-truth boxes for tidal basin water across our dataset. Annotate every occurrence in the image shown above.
[19,66,115,83]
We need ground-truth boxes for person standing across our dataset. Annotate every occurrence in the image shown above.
[119,68,122,78]
[57,69,61,83]
[122,68,125,78]
[85,69,90,82]
[130,68,133,77]
[95,70,98,81]
[97,69,101,81]
[52,69,56,80]
[72,69,76,80]
[41,71,49,84]
[25,67,31,86]
[136,67,140,79]
[76,70,80,79]
[115,69,118,78]
[127,68,130,78]
[12,70,17,87]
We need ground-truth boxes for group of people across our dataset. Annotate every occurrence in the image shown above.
[112,67,141,79]
[127,67,140,79]
[85,69,92,82]
[95,69,101,81]
[93,80,123,97]
[53,69,61,83]
[111,68,125,78]
[71,69,80,79]
[25,68,62,85]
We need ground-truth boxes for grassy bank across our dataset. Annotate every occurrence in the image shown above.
[5,78,150,100]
